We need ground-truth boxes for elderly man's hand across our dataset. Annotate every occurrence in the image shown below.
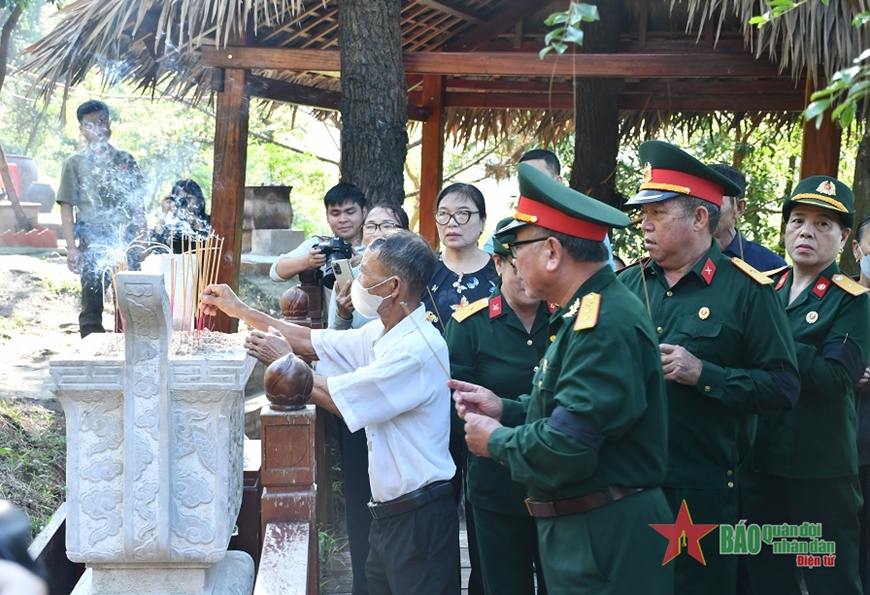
[245,327,292,366]
[858,364,870,391]
[660,343,703,385]
[201,283,244,318]
[464,412,502,458]
[335,280,355,321]
[448,379,503,421]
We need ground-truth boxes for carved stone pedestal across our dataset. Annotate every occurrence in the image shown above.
[50,273,256,595]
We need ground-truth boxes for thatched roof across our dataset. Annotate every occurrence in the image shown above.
[20,0,870,143]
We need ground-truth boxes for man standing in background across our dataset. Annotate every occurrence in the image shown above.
[56,100,146,338]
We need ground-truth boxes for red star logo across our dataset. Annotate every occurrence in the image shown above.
[650,500,718,566]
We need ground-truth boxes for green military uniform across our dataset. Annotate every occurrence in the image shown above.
[444,286,552,595]
[484,163,674,594]
[619,141,800,595]
[745,176,870,595]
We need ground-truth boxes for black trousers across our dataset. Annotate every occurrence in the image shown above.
[77,229,140,338]
[341,423,372,595]
[366,488,460,595]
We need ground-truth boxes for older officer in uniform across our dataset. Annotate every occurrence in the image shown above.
[444,217,551,595]
[745,176,870,594]
[618,141,800,595]
[450,163,673,594]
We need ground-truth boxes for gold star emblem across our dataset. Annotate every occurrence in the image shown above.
[698,307,710,320]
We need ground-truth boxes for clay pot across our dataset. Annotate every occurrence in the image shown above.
[264,353,313,410]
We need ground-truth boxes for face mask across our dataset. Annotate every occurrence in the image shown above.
[350,277,394,318]
[859,247,870,279]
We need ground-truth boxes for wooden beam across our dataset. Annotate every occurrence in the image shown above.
[211,67,249,333]
[443,0,541,52]
[416,0,484,24]
[201,47,786,78]
[247,75,428,121]
[440,78,803,96]
[420,75,444,250]
[801,79,842,177]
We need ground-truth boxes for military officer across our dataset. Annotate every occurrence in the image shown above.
[745,176,870,594]
[444,217,552,595]
[450,163,674,594]
[617,140,800,595]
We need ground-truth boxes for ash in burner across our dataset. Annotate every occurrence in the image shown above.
[78,330,247,358]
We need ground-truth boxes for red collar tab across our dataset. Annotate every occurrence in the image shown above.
[812,276,830,299]
[700,258,716,285]
[489,295,505,319]
[775,270,789,291]
[640,167,724,207]
[515,195,608,241]
[547,301,559,314]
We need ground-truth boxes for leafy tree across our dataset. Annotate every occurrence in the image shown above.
[0,0,61,94]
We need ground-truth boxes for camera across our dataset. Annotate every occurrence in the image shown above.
[315,236,354,289]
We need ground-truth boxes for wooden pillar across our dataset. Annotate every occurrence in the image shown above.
[210,66,249,333]
[419,74,445,249]
[801,78,842,178]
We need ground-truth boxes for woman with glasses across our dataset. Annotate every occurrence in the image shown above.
[422,183,499,333]
[443,218,550,595]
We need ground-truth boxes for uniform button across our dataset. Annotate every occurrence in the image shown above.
[704,386,711,393]
[533,366,539,372]
[656,326,663,334]
[538,381,542,387]
[666,290,673,297]
[727,481,734,489]
[549,335,556,342]
[726,469,733,477]
[527,339,533,346]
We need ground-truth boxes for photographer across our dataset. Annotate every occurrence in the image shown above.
[270,183,367,290]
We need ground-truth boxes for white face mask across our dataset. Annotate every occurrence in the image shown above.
[350,276,394,318]
[859,246,870,280]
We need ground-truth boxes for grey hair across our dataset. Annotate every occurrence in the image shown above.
[677,195,720,234]
[368,229,437,294]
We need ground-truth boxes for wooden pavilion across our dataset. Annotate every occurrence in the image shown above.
[20,0,869,330]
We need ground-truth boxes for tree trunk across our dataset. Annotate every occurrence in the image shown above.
[337,0,408,209]
[568,0,625,209]
[0,5,24,95]
[840,113,870,276]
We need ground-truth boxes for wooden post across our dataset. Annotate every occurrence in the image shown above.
[210,66,249,333]
[419,74,445,249]
[800,78,842,178]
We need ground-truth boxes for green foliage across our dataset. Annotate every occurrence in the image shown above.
[540,2,600,59]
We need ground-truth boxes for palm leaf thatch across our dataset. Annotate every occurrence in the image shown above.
[679,0,870,82]
[21,0,302,107]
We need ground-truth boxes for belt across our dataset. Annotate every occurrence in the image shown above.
[368,481,453,520]
[525,486,646,518]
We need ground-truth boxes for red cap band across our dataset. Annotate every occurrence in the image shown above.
[514,195,609,241]
[640,168,724,207]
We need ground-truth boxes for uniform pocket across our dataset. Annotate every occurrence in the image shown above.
[670,315,723,358]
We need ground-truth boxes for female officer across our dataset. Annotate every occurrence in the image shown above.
[443,218,549,595]
[745,176,870,594]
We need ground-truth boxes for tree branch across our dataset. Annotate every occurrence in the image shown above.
[0,4,23,95]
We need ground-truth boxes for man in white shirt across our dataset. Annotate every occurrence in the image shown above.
[203,229,459,594]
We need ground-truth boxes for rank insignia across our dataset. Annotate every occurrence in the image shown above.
[816,180,837,196]
[806,311,819,324]
[489,295,504,319]
[547,301,559,314]
[701,258,716,285]
[698,307,710,320]
[573,292,601,331]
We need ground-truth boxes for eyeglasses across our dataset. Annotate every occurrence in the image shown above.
[508,237,549,259]
[363,221,398,233]
[434,210,479,226]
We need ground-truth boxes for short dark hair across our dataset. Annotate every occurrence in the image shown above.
[369,229,437,295]
[324,183,366,210]
[76,100,110,124]
[367,205,410,230]
[436,183,486,221]
[707,164,746,199]
[172,179,207,216]
[676,195,720,234]
[545,229,610,263]
[520,149,561,178]
[857,214,870,244]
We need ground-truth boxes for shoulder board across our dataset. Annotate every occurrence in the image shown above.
[731,257,774,285]
[761,265,789,278]
[450,297,489,323]
[832,274,869,297]
[573,293,601,331]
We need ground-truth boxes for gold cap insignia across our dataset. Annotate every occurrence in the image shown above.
[642,162,653,184]
[816,180,837,196]
[806,311,819,324]
[699,307,710,320]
